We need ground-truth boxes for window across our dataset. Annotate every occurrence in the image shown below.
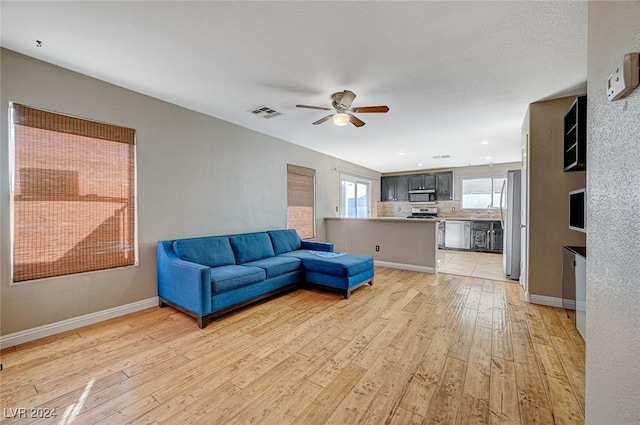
[340,174,371,218]
[286,164,315,239]
[461,177,506,209]
[10,103,137,282]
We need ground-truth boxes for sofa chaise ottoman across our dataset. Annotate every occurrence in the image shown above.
[281,250,374,299]
[157,229,374,328]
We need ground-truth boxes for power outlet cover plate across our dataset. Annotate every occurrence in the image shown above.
[606,52,640,101]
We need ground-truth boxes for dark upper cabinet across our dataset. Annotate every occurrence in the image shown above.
[564,95,587,171]
[381,175,409,202]
[409,173,436,190]
[383,171,452,202]
[471,220,502,253]
[423,174,436,190]
[396,175,409,201]
[436,171,454,201]
[381,177,395,202]
[409,174,422,190]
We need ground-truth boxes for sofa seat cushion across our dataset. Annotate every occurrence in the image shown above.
[243,256,302,279]
[210,265,266,293]
[268,229,302,255]
[229,233,276,264]
[281,250,374,277]
[173,236,235,268]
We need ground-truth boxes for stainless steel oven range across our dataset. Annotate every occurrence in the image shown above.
[406,207,438,219]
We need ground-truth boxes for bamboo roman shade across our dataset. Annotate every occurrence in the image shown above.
[286,164,315,239]
[11,104,136,282]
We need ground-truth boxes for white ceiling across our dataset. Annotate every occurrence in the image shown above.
[0,1,587,173]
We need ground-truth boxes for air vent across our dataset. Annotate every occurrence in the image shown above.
[248,105,282,119]
[433,155,451,159]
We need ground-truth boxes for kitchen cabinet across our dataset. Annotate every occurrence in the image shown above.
[563,95,587,171]
[471,220,503,253]
[575,254,586,339]
[381,175,409,202]
[384,171,452,201]
[409,173,436,190]
[437,220,445,249]
[436,171,454,201]
[396,176,409,201]
[381,177,394,201]
[562,246,586,339]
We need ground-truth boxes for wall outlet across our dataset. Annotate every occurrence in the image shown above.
[607,52,639,101]
[375,245,380,252]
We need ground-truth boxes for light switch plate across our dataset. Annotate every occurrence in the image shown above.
[606,52,639,101]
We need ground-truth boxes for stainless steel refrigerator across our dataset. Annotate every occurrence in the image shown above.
[501,169,521,280]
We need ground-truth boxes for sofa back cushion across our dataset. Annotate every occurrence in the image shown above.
[268,229,302,255]
[173,236,235,268]
[229,232,275,264]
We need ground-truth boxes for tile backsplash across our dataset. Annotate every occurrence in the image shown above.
[377,201,502,220]
[377,202,413,218]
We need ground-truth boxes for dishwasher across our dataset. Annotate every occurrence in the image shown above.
[444,220,471,250]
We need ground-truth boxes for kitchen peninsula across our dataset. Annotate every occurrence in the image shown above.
[325,217,438,272]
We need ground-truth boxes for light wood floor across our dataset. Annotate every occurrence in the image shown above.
[0,267,585,425]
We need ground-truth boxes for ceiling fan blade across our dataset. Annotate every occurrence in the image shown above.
[296,104,333,111]
[338,90,356,109]
[349,114,365,127]
[351,105,389,113]
[312,115,333,125]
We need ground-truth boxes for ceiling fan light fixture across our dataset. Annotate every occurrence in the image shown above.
[332,113,350,127]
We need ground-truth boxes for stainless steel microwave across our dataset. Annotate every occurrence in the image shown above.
[408,189,436,204]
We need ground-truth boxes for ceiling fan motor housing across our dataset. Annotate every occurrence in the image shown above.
[332,90,356,110]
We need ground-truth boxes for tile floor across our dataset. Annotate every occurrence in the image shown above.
[437,249,510,281]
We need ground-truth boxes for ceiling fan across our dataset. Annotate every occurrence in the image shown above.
[296,90,389,127]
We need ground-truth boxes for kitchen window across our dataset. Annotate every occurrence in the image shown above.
[287,164,315,239]
[9,103,137,282]
[340,174,371,218]
[461,177,506,209]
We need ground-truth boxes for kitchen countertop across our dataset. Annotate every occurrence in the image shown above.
[365,216,502,222]
[564,245,587,258]
[325,217,439,223]
[439,217,501,221]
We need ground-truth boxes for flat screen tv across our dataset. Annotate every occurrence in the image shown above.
[569,188,586,232]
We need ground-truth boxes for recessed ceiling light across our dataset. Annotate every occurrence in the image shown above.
[432,155,450,159]
[417,163,423,167]
[485,156,492,160]
[399,152,405,155]
[481,139,490,145]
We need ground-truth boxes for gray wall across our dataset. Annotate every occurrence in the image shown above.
[586,2,640,423]
[0,49,380,335]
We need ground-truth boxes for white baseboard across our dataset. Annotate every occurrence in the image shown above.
[527,294,565,308]
[0,297,159,349]
[375,260,436,274]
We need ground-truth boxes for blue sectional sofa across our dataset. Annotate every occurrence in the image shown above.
[157,229,374,328]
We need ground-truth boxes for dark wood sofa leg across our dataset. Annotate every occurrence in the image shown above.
[198,316,208,329]
[344,289,351,299]
[159,299,167,308]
